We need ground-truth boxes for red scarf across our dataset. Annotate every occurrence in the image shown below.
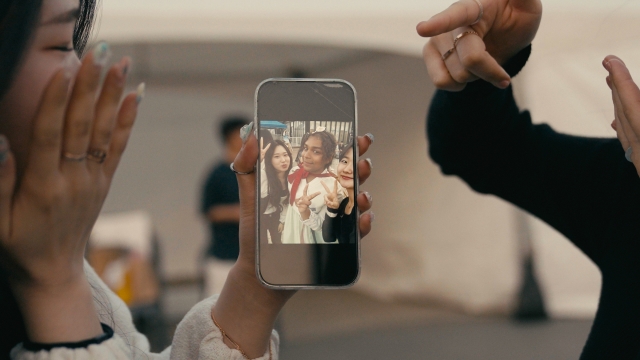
[288,164,333,205]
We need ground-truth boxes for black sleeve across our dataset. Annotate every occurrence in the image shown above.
[426,46,640,265]
[322,200,346,243]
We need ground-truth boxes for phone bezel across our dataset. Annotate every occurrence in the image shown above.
[254,78,361,290]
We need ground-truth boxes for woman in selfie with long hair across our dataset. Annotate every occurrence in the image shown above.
[260,139,292,244]
[281,129,342,244]
[0,0,375,358]
[322,144,367,244]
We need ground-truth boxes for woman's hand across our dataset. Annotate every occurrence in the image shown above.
[321,179,341,210]
[0,44,140,342]
[604,56,640,177]
[417,0,542,91]
[278,222,284,233]
[259,138,271,162]
[212,130,373,358]
[295,184,321,220]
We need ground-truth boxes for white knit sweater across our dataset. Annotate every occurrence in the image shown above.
[10,261,279,360]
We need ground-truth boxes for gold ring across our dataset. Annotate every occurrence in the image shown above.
[441,31,480,61]
[87,148,107,164]
[62,152,87,161]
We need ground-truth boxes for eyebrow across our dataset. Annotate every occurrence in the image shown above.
[42,7,80,25]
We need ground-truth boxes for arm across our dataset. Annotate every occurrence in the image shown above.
[427,50,632,263]
[322,199,345,243]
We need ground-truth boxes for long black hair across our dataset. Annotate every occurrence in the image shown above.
[0,0,99,100]
[264,140,292,210]
[0,0,100,357]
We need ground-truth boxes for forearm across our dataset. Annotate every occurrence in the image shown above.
[10,275,103,344]
[212,264,291,358]
[208,204,241,223]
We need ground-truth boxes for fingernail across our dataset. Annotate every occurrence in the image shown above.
[0,135,10,165]
[603,60,611,71]
[611,120,616,131]
[240,122,254,144]
[92,41,111,67]
[369,211,375,223]
[365,158,373,169]
[121,57,131,77]
[625,146,633,162]
[365,133,375,144]
[363,191,372,204]
[136,83,145,104]
[498,80,510,89]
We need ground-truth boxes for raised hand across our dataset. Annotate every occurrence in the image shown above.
[321,179,341,209]
[295,183,321,218]
[0,43,141,343]
[260,137,271,162]
[604,56,640,177]
[417,0,542,91]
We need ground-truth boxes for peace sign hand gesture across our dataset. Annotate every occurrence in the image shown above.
[417,0,542,91]
[321,179,341,210]
[260,138,271,162]
[295,184,321,220]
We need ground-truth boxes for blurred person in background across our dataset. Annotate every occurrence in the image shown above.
[419,0,640,358]
[200,116,248,297]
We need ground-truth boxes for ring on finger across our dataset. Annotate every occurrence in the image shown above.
[62,152,87,162]
[471,0,484,25]
[87,148,107,164]
[441,31,480,61]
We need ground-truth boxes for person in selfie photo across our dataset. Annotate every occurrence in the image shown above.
[282,129,343,244]
[322,143,372,244]
[260,139,292,244]
[0,0,375,358]
[419,0,640,358]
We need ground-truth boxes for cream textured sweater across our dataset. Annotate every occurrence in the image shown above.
[10,261,279,359]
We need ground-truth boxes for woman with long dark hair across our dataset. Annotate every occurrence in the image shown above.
[322,144,358,244]
[0,0,375,358]
[260,139,292,244]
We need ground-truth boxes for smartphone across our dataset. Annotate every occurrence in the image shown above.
[255,78,359,289]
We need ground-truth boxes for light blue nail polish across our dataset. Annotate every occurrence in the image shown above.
[240,122,254,144]
[365,133,374,144]
[93,41,111,67]
[365,158,373,169]
[626,147,633,162]
[369,211,375,223]
[136,83,145,104]
[363,191,372,204]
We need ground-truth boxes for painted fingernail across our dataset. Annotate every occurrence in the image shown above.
[0,135,10,165]
[240,122,254,144]
[365,158,373,169]
[625,146,633,162]
[369,211,375,223]
[365,133,375,144]
[121,57,131,77]
[363,191,372,204]
[92,41,111,67]
[603,60,611,71]
[136,83,146,104]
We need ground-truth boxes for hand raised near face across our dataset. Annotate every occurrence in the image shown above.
[417,0,542,91]
[295,183,321,214]
[260,137,271,162]
[321,179,341,210]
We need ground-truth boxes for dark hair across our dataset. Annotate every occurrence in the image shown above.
[260,129,274,145]
[338,144,353,161]
[263,140,292,210]
[0,1,100,357]
[218,116,249,143]
[0,0,99,101]
[304,131,337,170]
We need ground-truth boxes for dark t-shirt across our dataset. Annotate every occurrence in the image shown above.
[201,162,239,260]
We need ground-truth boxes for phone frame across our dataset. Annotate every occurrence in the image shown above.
[254,78,360,290]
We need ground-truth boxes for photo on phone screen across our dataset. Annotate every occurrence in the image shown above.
[255,79,359,288]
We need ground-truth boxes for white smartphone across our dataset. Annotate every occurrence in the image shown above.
[255,78,359,289]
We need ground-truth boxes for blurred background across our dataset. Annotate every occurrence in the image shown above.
[85,0,640,358]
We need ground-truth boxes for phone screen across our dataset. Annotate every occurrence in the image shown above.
[255,79,359,288]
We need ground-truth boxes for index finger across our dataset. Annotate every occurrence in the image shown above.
[416,0,481,38]
[455,31,510,88]
[303,183,309,196]
[333,178,338,193]
[308,191,321,200]
[608,57,640,136]
[320,181,331,193]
